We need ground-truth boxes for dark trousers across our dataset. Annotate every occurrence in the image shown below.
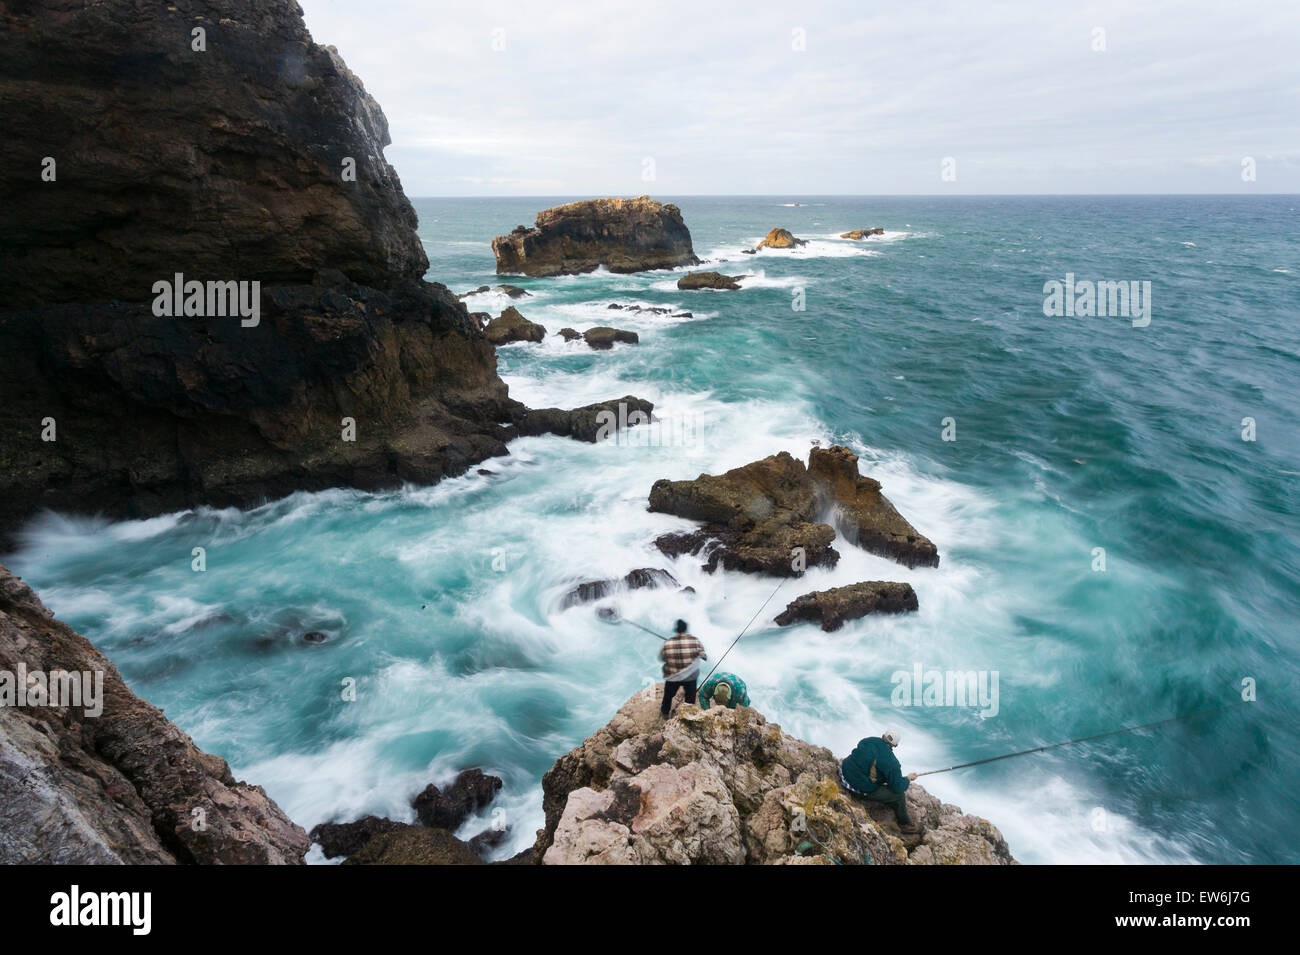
[661,678,697,715]
[863,785,913,826]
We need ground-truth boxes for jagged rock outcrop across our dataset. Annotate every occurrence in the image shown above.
[562,568,679,608]
[649,452,840,576]
[583,327,639,350]
[841,228,885,239]
[0,0,428,307]
[492,196,699,276]
[535,686,1015,865]
[483,306,546,345]
[808,445,939,568]
[754,227,806,251]
[607,303,692,318]
[412,769,502,830]
[678,270,744,291]
[517,396,655,444]
[559,327,581,342]
[775,581,918,631]
[0,566,309,864]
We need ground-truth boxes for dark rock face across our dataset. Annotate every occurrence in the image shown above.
[0,567,310,864]
[678,271,744,290]
[583,326,639,350]
[0,0,428,308]
[342,826,486,865]
[492,196,699,277]
[0,273,516,538]
[562,567,679,608]
[606,303,691,318]
[841,228,885,239]
[808,446,939,568]
[483,306,546,345]
[309,815,404,859]
[559,327,581,341]
[774,581,919,631]
[412,769,503,830]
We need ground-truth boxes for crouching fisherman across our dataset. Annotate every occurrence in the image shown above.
[839,729,921,833]
[658,619,706,717]
[699,671,749,710]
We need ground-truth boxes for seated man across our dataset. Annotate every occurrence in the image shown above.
[698,671,750,710]
[839,728,921,833]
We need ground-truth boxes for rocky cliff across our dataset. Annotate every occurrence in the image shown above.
[536,686,1015,865]
[0,565,309,864]
[492,196,700,276]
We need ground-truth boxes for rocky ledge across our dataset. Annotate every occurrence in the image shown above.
[774,581,919,631]
[492,196,699,277]
[0,566,309,863]
[842,228,885,239]
[678,270,745,290]
[536,686,1015,865]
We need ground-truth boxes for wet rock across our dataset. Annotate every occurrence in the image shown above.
[774,581,919,631]
[495,284,531,298]
[492,196,699,276]
[808,445,939,568]
[536,686,1015,865]
[310,815,404,858]
[841,228,885,239]
[606,303,692,318]
[583,327,639,350]
[342,825,485,865]
[483,306,546,345]
[517,396,655,443]
[755,227,806,250]
[678,270,744,291]
[562,568,679,608]
[558,327,581,341]
[458,285,491,298]
[412,769,503,830]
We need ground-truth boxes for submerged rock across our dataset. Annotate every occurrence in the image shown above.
[607,303,693,318]
[677,270,744,290]
[483,306,546,345]
[808,445,939,568]
[562,568,679,608]
[558,327,581,341]
[492,196,699,276]
[774,581,919,631]
[754,227,806,250]
[583,326,639,350]
[496,284,531,298]
[535,686,1015,865]
[0,566,309,864]
[841,228,885,239]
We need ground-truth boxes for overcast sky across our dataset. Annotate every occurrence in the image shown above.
[297,0,1299,196]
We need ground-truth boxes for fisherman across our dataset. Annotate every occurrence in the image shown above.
[658,619,706,717]
[698,671,749,710]
[839,729,921,833]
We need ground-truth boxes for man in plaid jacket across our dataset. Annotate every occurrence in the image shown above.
[658,619,707,717]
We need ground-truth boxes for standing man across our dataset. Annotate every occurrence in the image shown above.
[839,729,921,833]
[698,671,749,710]
[659,619,706,717]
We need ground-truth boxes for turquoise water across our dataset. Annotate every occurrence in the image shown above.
[7,196,1298,863]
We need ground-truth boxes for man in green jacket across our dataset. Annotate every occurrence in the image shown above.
[839,729,921,833]
[699,672,749,710]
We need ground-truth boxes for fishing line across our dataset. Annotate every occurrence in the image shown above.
[914,699,1253,777]
[700,575,790,684]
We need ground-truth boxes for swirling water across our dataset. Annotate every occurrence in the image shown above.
[6,196,1298,863]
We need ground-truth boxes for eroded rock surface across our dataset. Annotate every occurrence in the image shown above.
[678,270,744,290]
[484,305,546,345]
[754,227,806,250]
[536,687,1015,865]
[0,566,309,864]
[492,196,699,276]
[841,228,885,239]
[775,581,919,631]
[583,327,639,350]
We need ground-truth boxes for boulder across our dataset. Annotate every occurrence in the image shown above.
[558,327,581,341]
[774,581,919,631]
[754,227,806,250]
[677,270,744,291]
[583,326,639,350]
[309,815,404,859]
[535,686,1016,865]
[841,228,885,239]
[0,566,309,864]
[496,284,531,298]
[808,445,939,568]
[492,196,699,276]
[458,285,491,299]
[483,306,546,345]
[412,769,503,830]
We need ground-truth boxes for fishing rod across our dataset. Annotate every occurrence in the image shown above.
[595,605,667,640]
[913,699,1253,778]
[700,575,790,684]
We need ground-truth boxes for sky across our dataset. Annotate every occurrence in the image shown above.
[297,0,1300,196]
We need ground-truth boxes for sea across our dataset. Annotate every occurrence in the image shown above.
[6,195,1297,864]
